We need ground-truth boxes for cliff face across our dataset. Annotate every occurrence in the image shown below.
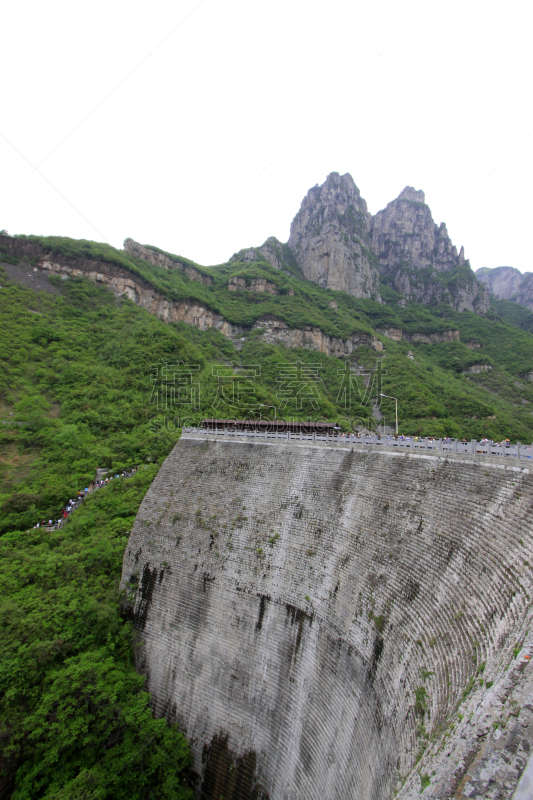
[124,238,213,285]
[476,266,533,311]
[475,266,523,300]
[370,187,458,275]
[517,274,533,310]
[122,435,533,800]
[0,235,385,358]
[370,187,489,313]
[230,237,303,278]
[287,173,381,299]
[279,175,489,313]
[377,328,459,344]
[248,316,383,356]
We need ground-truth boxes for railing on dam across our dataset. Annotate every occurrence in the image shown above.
[183,427,533,460]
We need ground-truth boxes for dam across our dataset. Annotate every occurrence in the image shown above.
[121,433,533,799]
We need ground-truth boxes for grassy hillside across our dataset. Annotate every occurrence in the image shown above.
[2,252,533,535]
[1,245,533,537]
[7,233,533,354]
[491,297,533,334]
[1,468,193,800]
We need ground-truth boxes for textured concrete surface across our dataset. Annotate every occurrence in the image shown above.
[513,752,533,799]
[121,435,533,799]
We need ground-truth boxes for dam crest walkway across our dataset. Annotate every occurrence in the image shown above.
[184,427,533,462]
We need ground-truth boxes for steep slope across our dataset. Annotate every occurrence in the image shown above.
[476,266,524,300]
[237,173,488,313]
[1,466,193,800]
[477,266,533,312]
[230,237,304,279]
[3,233,533,474]
[287,172,381,299]
[370,187,489,313]
[490,297,533,334]
[0,231,381,353]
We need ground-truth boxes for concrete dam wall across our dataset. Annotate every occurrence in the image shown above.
[121,435,533,799]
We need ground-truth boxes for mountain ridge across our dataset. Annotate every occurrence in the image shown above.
[476,265,533,313]
[2,171,489,318]
[0,231,500,362]
[241,172,489,314]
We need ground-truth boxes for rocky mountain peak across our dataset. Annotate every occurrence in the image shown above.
[287,173,380,299]
[476,266,533,311]
[306,170,364,205]
[247,172,489,314]
[291,172,370,237]
[475,266,523,300]
[370,186,489,312]
[397,186,426,204]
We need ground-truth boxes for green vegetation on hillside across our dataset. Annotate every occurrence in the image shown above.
[0,274,203,534]
[10,234,530,361]
[1,466,193,799]
[2,233,533,796]
[13,233,374,338]
[2,255,533,537]
[491,298,533,334]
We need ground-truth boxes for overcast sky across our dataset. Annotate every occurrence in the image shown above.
[1,0,532,272]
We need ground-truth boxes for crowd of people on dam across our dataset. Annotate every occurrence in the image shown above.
[384,434,515,447]
[30,468,138,531]
[336,432,519,447]
[194,424,528,448]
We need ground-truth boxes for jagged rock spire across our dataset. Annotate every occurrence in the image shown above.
[287,172,381,300]
[253,173,489,313]
[397,186,425,203]
[369,186,488,312]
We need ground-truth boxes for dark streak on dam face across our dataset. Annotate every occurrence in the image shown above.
[121,434,533,799]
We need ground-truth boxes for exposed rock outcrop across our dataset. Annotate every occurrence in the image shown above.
[86,178,494,317]
[228,276,278,294]
[509,273,533,310]
[0,236,381,359]
[250,316,383,356]
[240,175,489,314]
[230,237,302,277]
[405,330,460,344]
[38,257,238,334]
[257,237,291,272]
[370,187,489,312]
[378,327,403,342]
[371,187,458,273]
[233,247,261,264]
[476,266,533,312]
[52,258,378,356]
[377,328,460,344]
[476,266,523,300]
[124,238,213,285]
[288,173,381,300]
[463,363,492,374]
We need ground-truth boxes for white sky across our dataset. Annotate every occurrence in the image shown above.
[1,0,532,272]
